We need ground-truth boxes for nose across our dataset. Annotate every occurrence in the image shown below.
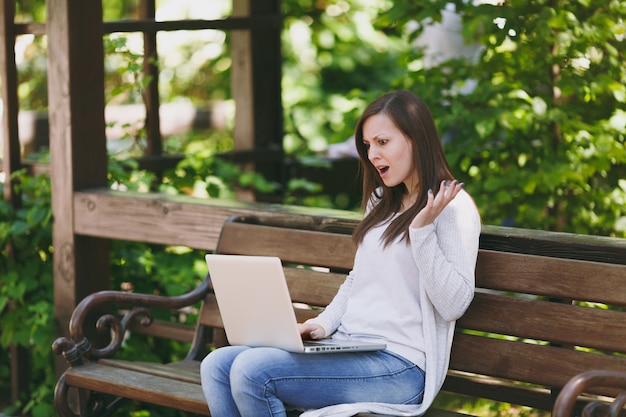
[368,145,379,161]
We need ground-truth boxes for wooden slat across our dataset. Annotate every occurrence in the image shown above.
[13,17,282,37]
[285,268,346,305]
[102,16,282,34]
[449,333,626,392]
[126,318,196,343]
[442,373,554,411]
[64,363,210,415]
[479,225,626,265]
[458,292,626,353]
[476,250,626,305]
[98,359,201,384]
[13,22,46,35]
[216,222,356,271]
[443,373,603,415]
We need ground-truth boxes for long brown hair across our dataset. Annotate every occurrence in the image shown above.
[352,90,455,246]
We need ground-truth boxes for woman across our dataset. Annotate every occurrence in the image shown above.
[200,90,481,417]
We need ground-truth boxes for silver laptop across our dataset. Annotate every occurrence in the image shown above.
[205,254,386,354]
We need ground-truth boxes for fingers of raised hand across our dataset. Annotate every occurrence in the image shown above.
[412,180,463,228]
[436,180,463,203]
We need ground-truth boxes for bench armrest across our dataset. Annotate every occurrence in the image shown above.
[52,274,212,366]
[553,370,626,417]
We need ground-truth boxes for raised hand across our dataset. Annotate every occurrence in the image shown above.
[411,180,463,229]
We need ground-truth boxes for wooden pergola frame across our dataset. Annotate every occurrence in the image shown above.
[0,0,308,401]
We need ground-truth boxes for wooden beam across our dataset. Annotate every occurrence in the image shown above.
[73,189,362,251]
[47,0,110,375]
[102,16,281,34]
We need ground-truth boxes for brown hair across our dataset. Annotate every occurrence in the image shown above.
[352,90,455,246]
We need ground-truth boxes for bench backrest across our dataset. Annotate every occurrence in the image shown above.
[450,249,626,410]
[193,216,626,412]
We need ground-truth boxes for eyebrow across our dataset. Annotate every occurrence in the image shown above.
[363,133,385,142]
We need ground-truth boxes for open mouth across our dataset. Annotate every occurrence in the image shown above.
[378,166,389,175]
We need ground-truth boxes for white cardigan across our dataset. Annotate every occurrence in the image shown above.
[302,190,481,417]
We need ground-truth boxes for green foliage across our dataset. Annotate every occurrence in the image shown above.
[157,131,280,198]
[380,1,626,236]
[105,36,153,106]
[15,0,46,22]
[432,392,550,417]
[0,170,54,416]
[15,36,48,111]
[281,0,408,154]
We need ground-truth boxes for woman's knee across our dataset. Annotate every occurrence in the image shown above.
[229,348,290,388]
[201,345,250,384]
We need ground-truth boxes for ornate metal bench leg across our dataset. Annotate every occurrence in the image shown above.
[54,376,77,417]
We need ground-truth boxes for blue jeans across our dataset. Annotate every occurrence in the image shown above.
[200,346,425,417]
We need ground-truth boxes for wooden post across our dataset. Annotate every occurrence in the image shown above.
[249,0,283,152]
[232,0,255,152]
[0,0,21,203]
[231,0,283,201]
[0,0,30,403]
[232,0,283,151]
[140,0,162,158]
[231,0,256,201]
[46,0,110,376]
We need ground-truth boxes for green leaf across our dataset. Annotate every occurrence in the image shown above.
[0,296,8,313]
[11,220,30,235]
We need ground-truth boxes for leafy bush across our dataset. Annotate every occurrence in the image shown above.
[0,170,54,417]
[380,0,626,236]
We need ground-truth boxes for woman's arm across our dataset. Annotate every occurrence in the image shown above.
[410,189,481,321]
[302,270,355,337]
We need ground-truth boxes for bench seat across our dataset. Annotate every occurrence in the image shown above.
[60,359,472,417]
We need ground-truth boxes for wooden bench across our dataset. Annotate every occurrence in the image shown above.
[53,215,626,417]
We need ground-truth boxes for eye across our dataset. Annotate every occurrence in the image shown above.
[362,142,370,149]
[378,139,388,145]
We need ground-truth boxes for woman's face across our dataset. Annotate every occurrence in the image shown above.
[362,113,418,194]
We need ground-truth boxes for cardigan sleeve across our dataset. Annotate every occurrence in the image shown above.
[304,270,355,337]
[409,190,481,321]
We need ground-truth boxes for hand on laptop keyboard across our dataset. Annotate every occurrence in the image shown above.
[298,322,325,340]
